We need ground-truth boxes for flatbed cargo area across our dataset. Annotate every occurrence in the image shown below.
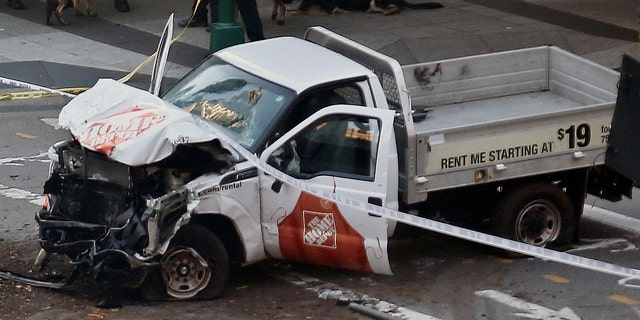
[403,46,619,135]
[413,90,586,134]
[388,46,621,195]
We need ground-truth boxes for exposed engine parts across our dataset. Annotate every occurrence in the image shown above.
[35,138,235,288]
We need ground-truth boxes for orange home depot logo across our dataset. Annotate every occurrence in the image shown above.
[78,107,165,155]
[278,192,372,273]
[303,211,336,248]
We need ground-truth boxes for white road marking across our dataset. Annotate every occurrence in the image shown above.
[277,271,442,320]
[476,289,581,320]
[41,118,61,130]
[0,153,48,206]
[568,238,638,253]
[0,152,48,166]
[0,183,44,206]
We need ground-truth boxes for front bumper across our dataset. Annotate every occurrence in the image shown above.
[36,210,107,257]
[36,206,155,287]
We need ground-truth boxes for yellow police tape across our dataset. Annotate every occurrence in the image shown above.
[117,0,203,84]
[0,0,202,102]
[0,87,88,101]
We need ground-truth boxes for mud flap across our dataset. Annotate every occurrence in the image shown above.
[605,54,640,186]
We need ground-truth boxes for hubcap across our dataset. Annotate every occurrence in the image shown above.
[161,247,211,299]
[515,199,561,246]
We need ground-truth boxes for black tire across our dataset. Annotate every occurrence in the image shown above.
[139,224,229,300]
[491,181,576,255]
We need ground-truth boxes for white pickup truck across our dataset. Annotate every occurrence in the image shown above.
[36,26,632,300]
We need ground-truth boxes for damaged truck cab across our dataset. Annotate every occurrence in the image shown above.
[37,28,400,299]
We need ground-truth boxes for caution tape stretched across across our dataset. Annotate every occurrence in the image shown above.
[0,76,78,101]
[202,117,640,282]
[117,0,201,84]
[0,87,88,101]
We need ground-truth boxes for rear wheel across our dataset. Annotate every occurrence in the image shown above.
[140,224,229,300]
[491,181,576,254]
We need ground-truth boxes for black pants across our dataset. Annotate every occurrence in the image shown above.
[191,0,265,41]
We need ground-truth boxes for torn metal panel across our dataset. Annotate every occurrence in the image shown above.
[58,78,238,166]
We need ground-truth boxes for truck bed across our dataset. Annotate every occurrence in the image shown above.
[404,46,617,135]
[402,46,620,194]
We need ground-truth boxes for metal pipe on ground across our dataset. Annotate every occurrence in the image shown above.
[347,302,402,320]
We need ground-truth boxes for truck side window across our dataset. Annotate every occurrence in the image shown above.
[333,86,364,105]
[275,114,380,181]
[287,85,365,132]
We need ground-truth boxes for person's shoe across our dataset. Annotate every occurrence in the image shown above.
[178,19,208,28]
[114,0,130,12]
[205,25,210,32]
[382,5,401,15]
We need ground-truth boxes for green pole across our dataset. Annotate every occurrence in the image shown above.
[209,0,245,53]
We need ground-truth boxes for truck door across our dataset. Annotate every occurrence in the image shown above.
[259,105,397,274]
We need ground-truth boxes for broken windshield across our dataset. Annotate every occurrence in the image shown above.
[163,56,295,152]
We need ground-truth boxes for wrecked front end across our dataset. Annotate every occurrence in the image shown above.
[37,138,233,287]
[35,79,236,289]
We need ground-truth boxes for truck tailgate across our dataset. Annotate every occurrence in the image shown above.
[606,54,640,186]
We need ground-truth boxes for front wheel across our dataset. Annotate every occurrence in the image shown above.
[491,181,576,251]
[140,224,230,300]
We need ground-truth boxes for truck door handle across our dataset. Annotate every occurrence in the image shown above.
[271,180,283,193]
[368,197,382,206]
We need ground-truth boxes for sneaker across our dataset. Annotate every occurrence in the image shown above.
[178,19,208,28]
[114,0,130,12]
[382,5,400,15]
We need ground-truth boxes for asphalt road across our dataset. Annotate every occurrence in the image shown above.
[1,0,640,317]
[1,90,640,319]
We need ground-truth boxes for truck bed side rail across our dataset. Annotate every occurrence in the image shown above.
[402,46,618,109]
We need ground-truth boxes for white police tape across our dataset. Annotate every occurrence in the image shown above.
[206,119,640,281]
[5,73,638,282]
[0,76,77,99]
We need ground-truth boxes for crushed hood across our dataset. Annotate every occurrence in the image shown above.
[59,78,235,166]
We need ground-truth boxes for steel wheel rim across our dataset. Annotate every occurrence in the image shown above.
[161,247,211,299]
[515,199,562,246]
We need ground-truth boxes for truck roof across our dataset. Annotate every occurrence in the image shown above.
[214,36,374,93]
